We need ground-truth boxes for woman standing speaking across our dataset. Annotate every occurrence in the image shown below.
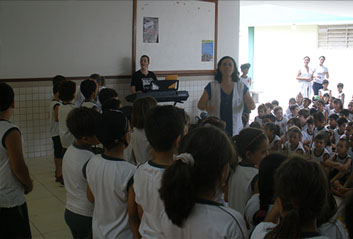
[198,56,255,136]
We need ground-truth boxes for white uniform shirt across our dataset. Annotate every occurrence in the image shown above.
[275,117,287,136]
[318,220,347,239]
[58,103,75,148]
[228,164,258,214]
[269,135,281,151]
[49,99,61,137]
[302,129,313,143]
[284,141,305,155]
[130,128,152,165]
[309,148,330,163]
[329,109,340,117]
[251,222,330,239]
[81,101,98,110]
[319,89,331,97]
[86,154,136,239]
[0,120,26,208]
[161,199,248,239]
[333,128,345,145]
[244,193,260,232]
[133,160,172,238]
[240,76,252,89]
[62,144,94,217]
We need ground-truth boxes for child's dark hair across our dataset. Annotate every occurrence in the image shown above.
[264,122,281,137]
[309,108,317,115]
[53,81,62,95]
[80,79,97,100]
[240,63,251,70]
[66,107,100,139]
[314,132,328,143]
[313,112,325,123]
[271,100,279,106]
[338,138,350,149]
[102,98,122,112]
[322,79,329,85]
[287,117,301,129]
[337,117,348,126]
[0,83,14,112]
[288,97,296,104]
[159,126,236,227]
[98,88,118,106]
[337,83,344,88]
[215,56,239,83]
[119,106,133,122]
[199,116,226,131]
[289,104,298,112]
[265,103,273,111]
[273,106,282,114]
[288,126,302,136]
[340,109,350,117]
[265,156,328,239]
[298,108,310,118]
[303,97,311,105]
[90,73,105,87]
[323,93,330,98]
[328,114,339,121]
[58,80,76,102]
[253,153,287,225]
[348,121,353,127]
[52,75,66,86]
[232,127,267,160]
[316,99,325,106]
[344,192,353,238]
[131,97,157,129]
[249,121,263,129]
[258,104,266,113]
[145,105,185,152]
[263,114,276,123]
[334,98,343,108]
[306,117,314,125]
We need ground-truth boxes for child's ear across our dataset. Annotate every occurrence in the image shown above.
[245,151,252,161]
[174,135,182,149]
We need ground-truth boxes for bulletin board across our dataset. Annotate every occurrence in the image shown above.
[133,0,218,75]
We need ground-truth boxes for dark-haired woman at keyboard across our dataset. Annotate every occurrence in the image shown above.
[130,55,158,94]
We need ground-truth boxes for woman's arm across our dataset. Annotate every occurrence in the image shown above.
[197,90,210,111]
[244,91,256,110]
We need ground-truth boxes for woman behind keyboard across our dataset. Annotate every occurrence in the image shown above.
[130,55,158,94]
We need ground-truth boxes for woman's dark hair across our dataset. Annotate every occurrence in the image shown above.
[66,107,100,139]
[131,96,157,129]
[265,156,328,239]
[145,105,185,152]
[58,80,76,102]
[140,55,150,63]
[98,88,118,106]
[215,56,239,83]
[253,153,287,225]
[159,126,236,227]
[264,122,280,137]
[232,127,267,160]
[317,192,337,227]
[0,83,14,112]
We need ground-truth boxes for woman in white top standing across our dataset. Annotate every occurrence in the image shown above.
[296,56,314,99]
[159,126,248,239]
[313,56,329,97]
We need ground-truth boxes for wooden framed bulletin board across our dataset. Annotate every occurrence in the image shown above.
[133,0,218,76]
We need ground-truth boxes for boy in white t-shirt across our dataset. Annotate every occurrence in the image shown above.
[58,80,77,151]
[63,107,100,238]
[80,79,99,111]
[0,83,33,238]
[239,63,252,89]
[49,75,65,184]
[85,110,139,239]
[133,105,185,238]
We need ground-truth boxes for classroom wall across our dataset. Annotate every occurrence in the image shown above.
[3,1,240,159]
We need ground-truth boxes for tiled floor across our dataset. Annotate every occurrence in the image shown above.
[25,157,72,239]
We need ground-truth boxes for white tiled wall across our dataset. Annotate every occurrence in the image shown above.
[8,76,212,159]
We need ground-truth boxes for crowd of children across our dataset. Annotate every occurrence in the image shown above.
[2,74,353,239]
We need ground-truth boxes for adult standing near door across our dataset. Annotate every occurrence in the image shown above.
[296,56,313,98]
[197,56,255,136]
[313,56,329,96]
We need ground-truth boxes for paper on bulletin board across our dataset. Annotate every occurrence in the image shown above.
[143,17,159,43]
[201,40,213,62]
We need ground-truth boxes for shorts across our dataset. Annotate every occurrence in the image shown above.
[64,209,92,239]
[0,202,31,238]
[52,136,64,158]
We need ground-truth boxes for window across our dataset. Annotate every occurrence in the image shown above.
[318,24,353,48]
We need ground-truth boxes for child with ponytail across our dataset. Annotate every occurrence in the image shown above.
[251,156,329,239]
[227,127,269,215]
[159,126,248,238]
